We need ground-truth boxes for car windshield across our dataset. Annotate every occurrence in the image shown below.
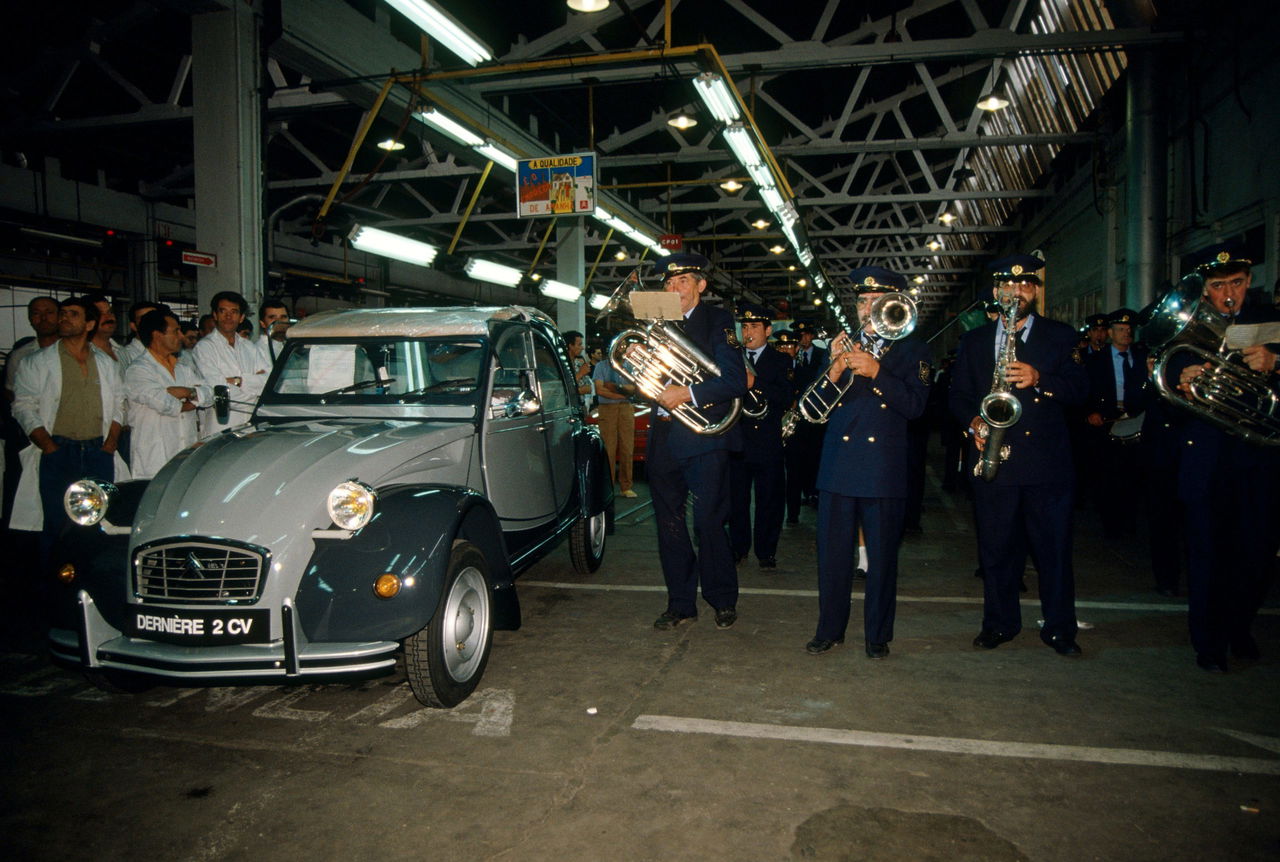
[263,337,487,407]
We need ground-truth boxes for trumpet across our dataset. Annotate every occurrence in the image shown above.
[742,349,768,419]
[1141,273,1280,446]
[796,292,918,424]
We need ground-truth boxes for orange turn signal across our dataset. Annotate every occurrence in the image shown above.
[57,563,76,584]
[373,573,401,599]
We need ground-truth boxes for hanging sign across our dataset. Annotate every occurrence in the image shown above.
[517,154,596,218]
[181,250,217,268]
[659,234,683,251]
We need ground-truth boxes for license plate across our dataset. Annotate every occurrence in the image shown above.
[126,608,271,645]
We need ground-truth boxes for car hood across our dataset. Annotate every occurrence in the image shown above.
[131,419,475,550]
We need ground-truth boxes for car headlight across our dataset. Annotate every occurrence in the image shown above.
[64,479,116,526]
[327,481,376,531]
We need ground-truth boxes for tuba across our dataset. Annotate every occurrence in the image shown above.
[1140,273,1280,446]
[974,288,1023,480]
[600,268,742,436]
[796,292,918,424]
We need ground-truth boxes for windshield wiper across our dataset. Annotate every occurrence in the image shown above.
[322,377,398,396]
[401,378,477,396]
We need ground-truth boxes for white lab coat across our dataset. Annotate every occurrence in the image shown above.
[124,350,211,480]
[192,331,270,438]
[11,342,130,531]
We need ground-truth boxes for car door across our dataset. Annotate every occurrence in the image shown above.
[531,330,578,516]
[482,326,556,530]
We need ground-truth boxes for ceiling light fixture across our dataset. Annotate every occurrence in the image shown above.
[769,245,785,255]
[376,139,406,152]
[348,225,438,267]
[667,113,697,130]
[418,108,484,147]
[913,275,925,284]
[540,279,582,302]
[719,179,744,192]
[976,93,1010,111]
[927,240,942,251]
[692,72,741,123]
[797,278,808,287]
[614,250,627,261]
[567,0,610,12]
[588,293,611,310]
[938,212,956,226]
[464,258,523,287]
[475,141,518,172]
[384,0,492,66]
[751,219,769,230]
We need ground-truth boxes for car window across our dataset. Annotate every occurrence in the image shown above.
[533,334,570,412]
[266,338,485,402]
[490,329,534,410]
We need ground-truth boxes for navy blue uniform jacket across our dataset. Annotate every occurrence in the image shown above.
[663,302,747,459]
[741,346,798,461]
[948,314,1089,485]
[814,335,932,498]
[1084,344,1150,421]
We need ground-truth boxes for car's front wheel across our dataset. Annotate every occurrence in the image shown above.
[569,508,607,574]
[404,541,493,708]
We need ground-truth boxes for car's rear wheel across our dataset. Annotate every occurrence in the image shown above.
[404,542,493,708]
[569,509,607,574]
[83,668,153,694]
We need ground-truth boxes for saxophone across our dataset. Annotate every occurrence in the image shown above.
[974,290,1024,481]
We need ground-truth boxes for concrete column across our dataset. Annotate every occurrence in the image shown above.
[1124,49,1168,309]
[192,2,264,314]
[555,219,586,334]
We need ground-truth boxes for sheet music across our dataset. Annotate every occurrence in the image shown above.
[629,291,682,321]
[1224,322,1280,349]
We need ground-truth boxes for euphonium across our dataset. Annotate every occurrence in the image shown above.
[974,289,1023,481]
[796,292,918,424]
[1141,273,1280,446]
[608,320,742,436]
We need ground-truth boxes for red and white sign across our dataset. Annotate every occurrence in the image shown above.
[182,250,217,268]
[659,234,683,251]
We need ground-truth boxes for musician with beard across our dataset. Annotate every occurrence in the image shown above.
[804,267,931,660]
[1163,244,1280,672]
[949,255,1089,657]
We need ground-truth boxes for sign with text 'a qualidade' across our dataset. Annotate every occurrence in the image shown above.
[516,153,596,218]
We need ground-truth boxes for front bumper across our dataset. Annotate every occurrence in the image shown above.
[49,590,399,680]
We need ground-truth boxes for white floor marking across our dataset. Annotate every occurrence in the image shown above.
[632,715,1280,775]
[252,686,332,722]
[380,688,514,736]
[519,580,1248,614]
[1218,728,1280,755]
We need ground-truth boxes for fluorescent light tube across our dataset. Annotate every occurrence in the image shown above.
[722,125,763,168]
[693,73,741,123]
[384,0,492,66]
[588,293,611,310]
[418,108,484,147]
[475,142,518,172]
[348,224,438,266]
[540,279,582,301]
[464,258,523,287]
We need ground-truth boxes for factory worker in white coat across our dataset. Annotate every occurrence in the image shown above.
[125,308,211,480]
[191,291,270,438]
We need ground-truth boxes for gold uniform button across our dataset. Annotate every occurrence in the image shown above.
[867,436,876,442]
[842,435,849,442]
[880,403,887,409]
[1024,430,1031,436]
[1033,397,1040,404]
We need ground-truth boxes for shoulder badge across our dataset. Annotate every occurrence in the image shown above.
[918,361,932,384]
[1072,347,1083,365]
[725,329,741,349]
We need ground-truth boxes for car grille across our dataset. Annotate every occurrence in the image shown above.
[134,541,266,604]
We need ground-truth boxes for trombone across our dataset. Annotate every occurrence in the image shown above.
[796,292,918,424]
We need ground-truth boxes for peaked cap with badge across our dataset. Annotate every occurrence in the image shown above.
[988,254,1045,284]
[847,265,907,294]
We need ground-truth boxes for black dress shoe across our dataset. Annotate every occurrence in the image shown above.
[853,568,867,581]
[759,556,777,569]
[1044,634,1082,656]
[973,630,1016,650]
[653,610,696,630]
[714,606,737,629]
[734,553,747,566]
[865,642,890,659]
[805,636,844,655]
[1196,653,1228,673]
[1230,636,1261,661]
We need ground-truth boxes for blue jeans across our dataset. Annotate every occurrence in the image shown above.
[38,436,114,569]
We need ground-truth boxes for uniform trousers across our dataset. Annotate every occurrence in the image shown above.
[647,420,737,616]
[729,454,784,561]
[594,401,635,491]
[815,491,904,645]
[971,482,1077,641]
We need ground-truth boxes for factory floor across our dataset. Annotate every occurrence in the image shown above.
[2,466,1277,861]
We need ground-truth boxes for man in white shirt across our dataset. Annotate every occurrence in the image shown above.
[191,291,270,437]
[118,300,160,367]
[125,309,210,479]
[255,298,291,366]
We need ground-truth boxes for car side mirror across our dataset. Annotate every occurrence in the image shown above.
[505,389,541,418]
[213,385,230,425]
